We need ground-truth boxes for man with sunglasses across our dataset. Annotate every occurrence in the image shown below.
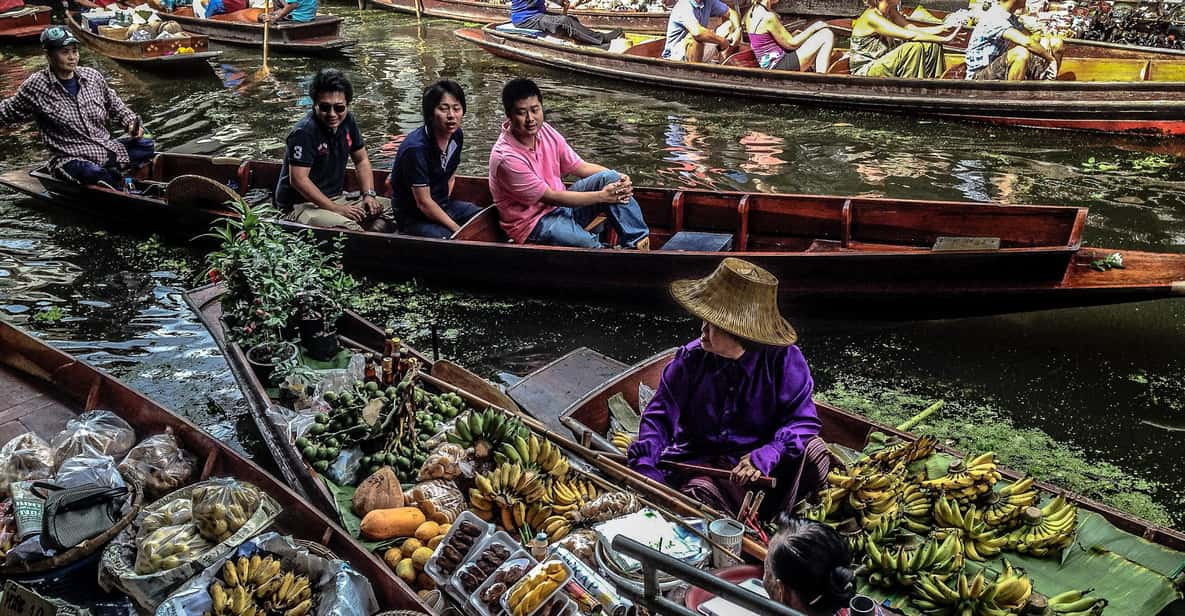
[0,27,154,189]
[275,69,392,232]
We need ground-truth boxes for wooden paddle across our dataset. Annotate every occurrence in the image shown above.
[601,452,777,489]
[429,359,523,414]
[255,3,271,80]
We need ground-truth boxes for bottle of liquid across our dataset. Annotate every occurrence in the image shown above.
[363,353,377,383]
[529,532,549,561]
[382,357,395,386]
[383,328,395,357]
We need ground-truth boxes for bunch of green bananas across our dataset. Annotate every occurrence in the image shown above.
[1046,588,1108,615]
[494,433,570,481]
[847,513,900,555]
[204,555,312,616]
[862,533,963,588]
[932,496,1008,561]
[982,476,1039,530]
[922,453,1002,504]
[1005,496,1078,557]
[446,408,527,460]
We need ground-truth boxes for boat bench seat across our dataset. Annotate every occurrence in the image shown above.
[804,239,923,253]
[659,231,733,252]
[495,23,544,36]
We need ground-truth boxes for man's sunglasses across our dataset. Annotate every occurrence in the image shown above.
[317,103,348,114]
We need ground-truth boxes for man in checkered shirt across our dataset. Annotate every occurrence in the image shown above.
[0,26,155,188]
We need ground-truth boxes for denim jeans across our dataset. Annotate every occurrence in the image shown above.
[527,170,649,248]
[397,199,482,239]
[59,137,155,187]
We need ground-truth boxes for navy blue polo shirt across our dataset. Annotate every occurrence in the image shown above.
[388,125,462,219]
[510,0,545,23]
[274,111,364,210]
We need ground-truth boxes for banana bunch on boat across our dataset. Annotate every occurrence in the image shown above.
[861,533,963,588]
[205,555,313,616]
[609,430,636,453]
[494,433,570,481]
[446,408,529,461]
[922,453,1003,504]
[1005,496,1079,557]
[931,496,1009,562]
[470,462,549,530]
[910,562,1036,616]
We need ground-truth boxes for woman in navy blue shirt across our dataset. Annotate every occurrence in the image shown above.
[388,80,481,239]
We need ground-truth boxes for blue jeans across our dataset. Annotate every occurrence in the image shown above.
[59,137,155,187]
[397,199,482,239]
[527,170,649,248]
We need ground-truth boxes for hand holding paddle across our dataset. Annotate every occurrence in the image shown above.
[729,454,765,485]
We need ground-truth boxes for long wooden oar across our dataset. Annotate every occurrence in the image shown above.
[601,452,777,489]
[255,7,271,80]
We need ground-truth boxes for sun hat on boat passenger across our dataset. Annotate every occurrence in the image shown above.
[670,257,798,347]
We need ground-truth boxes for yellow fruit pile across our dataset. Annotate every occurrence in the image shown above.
[204,555,312,616]
[381,519,451,596]
[506,561,568,616]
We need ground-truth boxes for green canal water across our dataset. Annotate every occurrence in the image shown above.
[1,7,1184,526]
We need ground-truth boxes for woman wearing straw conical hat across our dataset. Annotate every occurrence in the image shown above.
[627,258,830,520]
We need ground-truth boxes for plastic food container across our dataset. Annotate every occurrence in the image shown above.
[501,558,573,616]
[451,530,519,598]
[469,553,538,616]
[424,510,492,587]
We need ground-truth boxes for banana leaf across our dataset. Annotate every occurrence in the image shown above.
[607,392,641,434]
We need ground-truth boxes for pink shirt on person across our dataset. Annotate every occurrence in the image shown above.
[488,120,584,244]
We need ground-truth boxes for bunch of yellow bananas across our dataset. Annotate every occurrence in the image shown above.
[470,463,548,530]
[204,555,312,616]
[862,533,963,588]
[1047,588,1107,615]
[992,560,1033,612]
[848,512,900,555]
[932,496,1008,561]
[981,476,1039,530]
[901,483,934,534]
[609,430,635,453]
[549,478,599,513]
[524,503,571,542]
[507,561,568,616]
[921,453,1002,504]
[1005,496,1078,557]
[868,435,938,467]
[494,433,570,481]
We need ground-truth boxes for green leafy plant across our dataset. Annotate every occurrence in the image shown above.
[32,306,64,323]
[1091,252,1125,272]
[1081,157,1120,172]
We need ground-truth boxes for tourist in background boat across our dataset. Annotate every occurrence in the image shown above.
[963,0,1062,80]
[764,516,864,615]
[744,0,835,72]
[627,258,829,519]
[849,0,960,78]
[274,69,393,232]
[263,0,316,22]
[193,0,248,18]
[489,78,650,249]
[662,0,741,63]
[510,0,622,47]
[0,26,154,190]
[388,80,482,239]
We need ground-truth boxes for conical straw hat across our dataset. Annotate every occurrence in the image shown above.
[670,258,797,347]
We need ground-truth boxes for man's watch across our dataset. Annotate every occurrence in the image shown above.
[364,190,377,197]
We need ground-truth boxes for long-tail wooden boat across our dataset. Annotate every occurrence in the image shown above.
[155,7,354,53]
[457,24,1185,136]
[67,12,221,70]
[0,320,430,612]
[5,153,1185,318]
[559,348,1185,562]
[366,0,673,33]
[0,4,50,42]
[825,6,1185,59]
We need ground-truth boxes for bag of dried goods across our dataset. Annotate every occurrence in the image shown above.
[407,480,465,524]
[52,410,136,470]
[135,523,215,575]
[137,498,193,542]
[119,430,197,500]
[0,433,52,498]
[416,443,470,482]
[191,478,262,543]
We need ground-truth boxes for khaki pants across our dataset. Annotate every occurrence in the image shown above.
[288,194,392,231]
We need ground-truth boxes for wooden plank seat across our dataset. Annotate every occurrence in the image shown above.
[659,230,734,251]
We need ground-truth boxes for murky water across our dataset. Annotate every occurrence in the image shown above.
[2,7,1184,524]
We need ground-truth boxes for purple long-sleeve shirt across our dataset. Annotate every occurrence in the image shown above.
[627,339,822,484]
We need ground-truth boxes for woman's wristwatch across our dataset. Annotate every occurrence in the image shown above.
[364,190,377,198]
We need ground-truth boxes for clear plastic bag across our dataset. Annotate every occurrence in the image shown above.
[551,530,598,567]
[118,429,196,499]
[190,478,262,543]
[0,500,15,556]
[0,432,53,499]
[416,443,471,482]
[133,523,215,574]
[57,453,127,489]
[408,480,466,524]
[136,498,193,543]
[52,410,136,470]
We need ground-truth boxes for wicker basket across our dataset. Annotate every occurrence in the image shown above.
[294,539,339,561]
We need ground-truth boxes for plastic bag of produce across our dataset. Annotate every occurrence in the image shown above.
[119,430,197,500]
[416,443,471,482]
[191,478,262,543]
[51,410,137,470]
[407,480,465,524]
[57,453,127,489]
[0,432,53,499]
[551,529,598,567]
[137,498,193,542]
[99,478,281,610]
[155,532,378,616]
[134,523,215,575]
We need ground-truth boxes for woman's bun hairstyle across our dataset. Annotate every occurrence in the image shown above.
[767,515,856,614]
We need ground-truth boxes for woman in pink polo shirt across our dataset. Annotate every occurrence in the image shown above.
[487,78,650,249]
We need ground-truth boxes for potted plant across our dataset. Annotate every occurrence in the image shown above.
[246,339,300,386]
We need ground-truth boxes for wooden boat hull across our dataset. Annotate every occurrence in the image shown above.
[0,4,50,42]
[368,0,671,32]
[3,153,1185,318]
[456,25,1185,136]
[160,10,354,52]
[0,321,430,611]
[559,349,1185,556]
[67,12,221,70]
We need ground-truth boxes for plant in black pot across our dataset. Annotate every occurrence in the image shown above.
[294,291,341,362]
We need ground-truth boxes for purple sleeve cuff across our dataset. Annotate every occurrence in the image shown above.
[749,443,783,476]
[633,464,666,484]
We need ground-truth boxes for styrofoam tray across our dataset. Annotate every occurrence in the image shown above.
[424,510,492,587]
[500,558,573,616]
[468,552,537,616]
[451,529,520,598]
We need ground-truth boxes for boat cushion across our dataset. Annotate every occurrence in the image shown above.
[494,23,544,37]
[659,231,733,252]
